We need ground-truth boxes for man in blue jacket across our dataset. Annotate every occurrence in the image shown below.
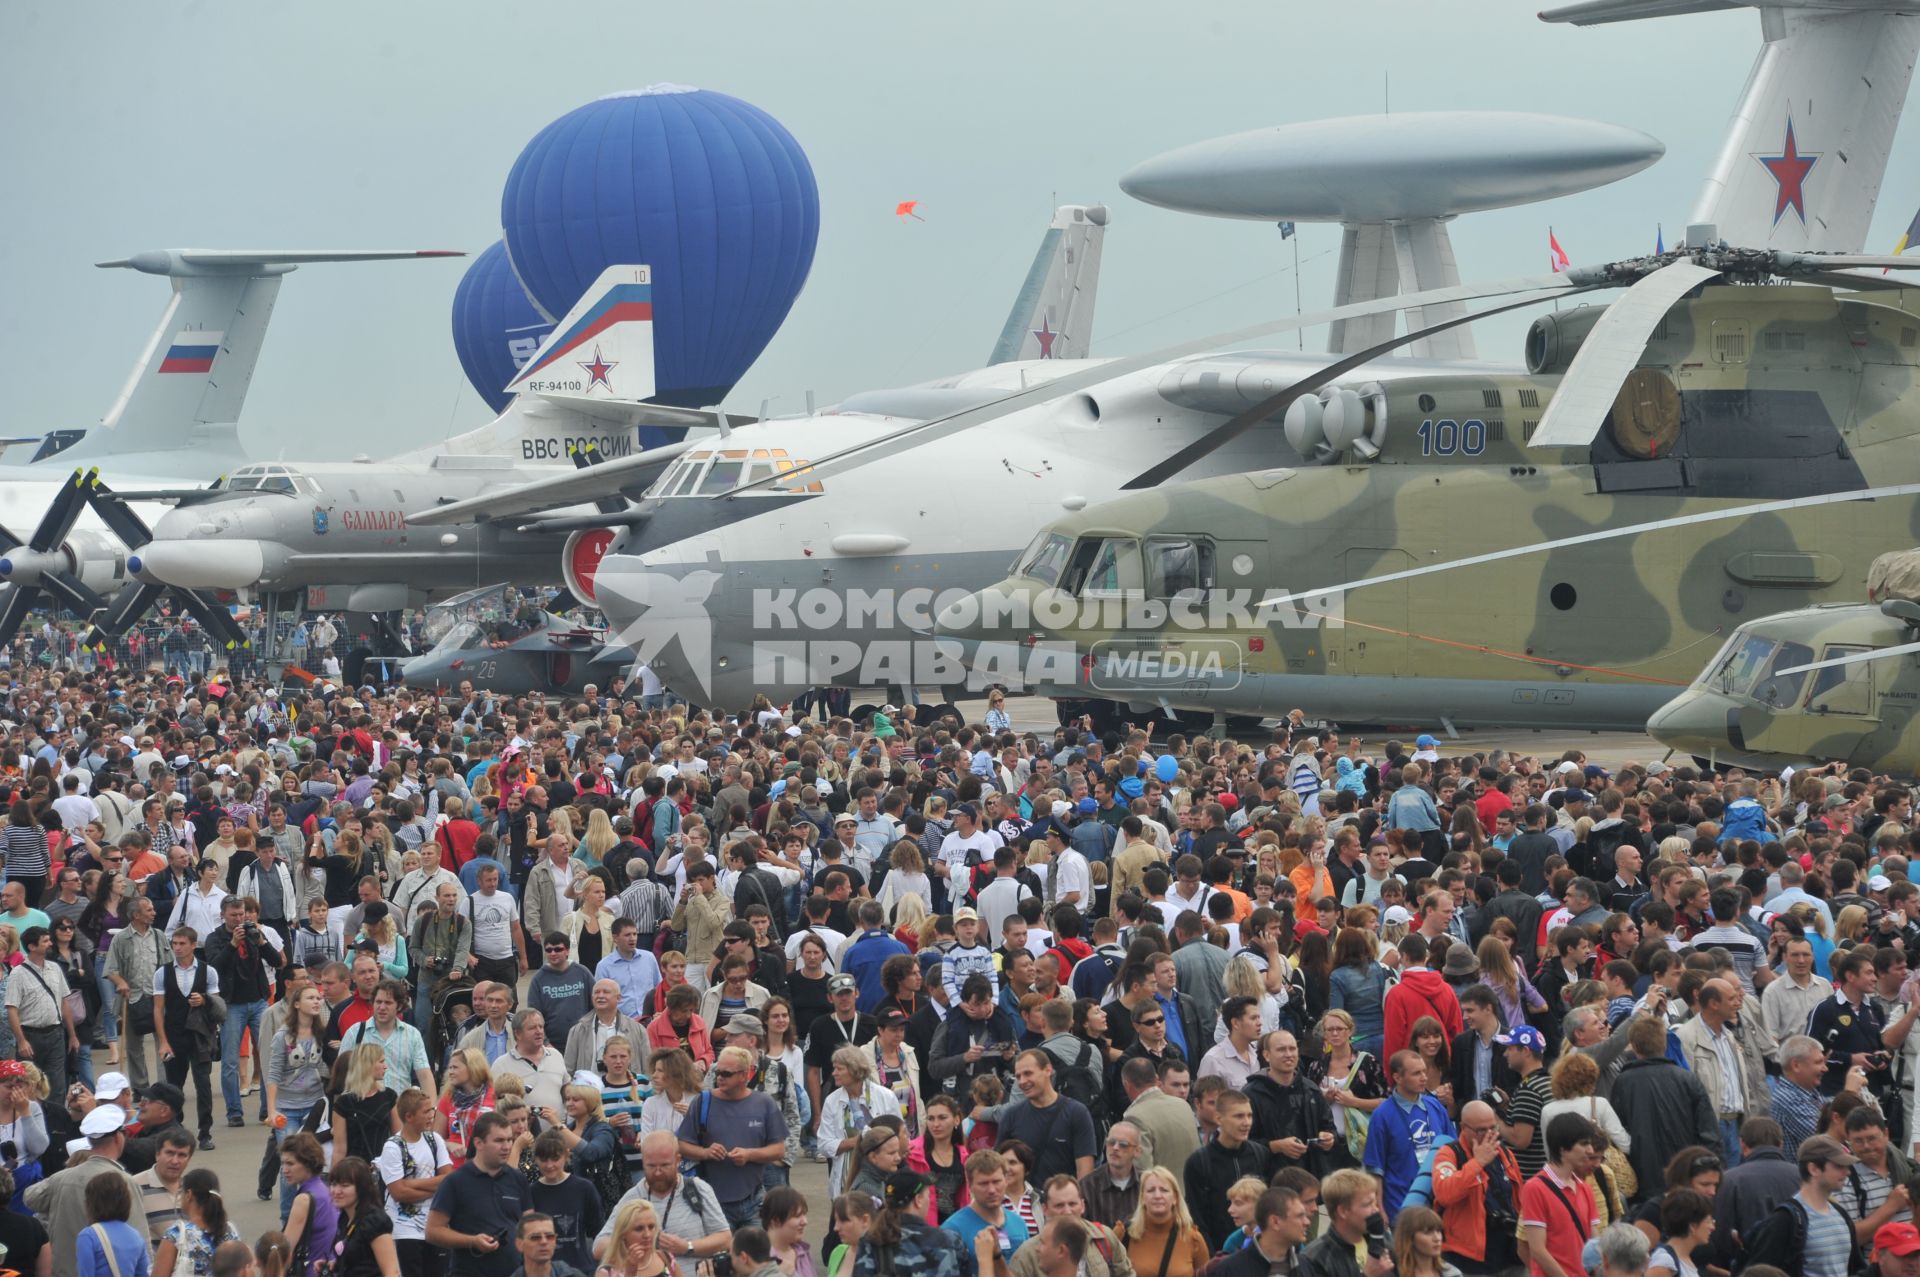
[840,899,909,1013]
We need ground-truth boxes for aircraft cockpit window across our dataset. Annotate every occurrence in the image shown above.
[1018,532,1072,586]
[1146,538,1216,599]
[698,452,748,494]
[1711,634,1777,696]
[1750,641,1814,708]
[1062,537,1138,597]
[441,622,486,652]
[1806,646,1874,716]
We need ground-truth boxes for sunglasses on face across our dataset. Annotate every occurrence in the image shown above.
[1135,1015,1164,1026]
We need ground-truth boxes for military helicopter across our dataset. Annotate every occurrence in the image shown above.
[925,235,1920,735]
[1644,550,1920,772]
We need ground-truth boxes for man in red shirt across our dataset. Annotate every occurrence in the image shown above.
[1475,770,1516,833]
[330,950,380,1050]
[1520,1112,1603,1277]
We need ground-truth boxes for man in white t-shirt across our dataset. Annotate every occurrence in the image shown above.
[378,1088,455,1261]
[466,863,527,992]
[976,847,1035,948]
[934,803,1002,903]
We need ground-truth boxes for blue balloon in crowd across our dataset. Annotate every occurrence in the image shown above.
[500,85,821,408]
[1155,754,1179,783]
[450,241,556,414]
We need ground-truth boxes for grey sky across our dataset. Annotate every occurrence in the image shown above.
[5,1,1919,458]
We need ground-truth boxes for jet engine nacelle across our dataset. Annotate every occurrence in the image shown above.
[0,529,128,595]
[1524,304,1606,375]
[563,527,638,607]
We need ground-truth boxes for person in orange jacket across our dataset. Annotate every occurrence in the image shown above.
[1431,1099,1526,1276]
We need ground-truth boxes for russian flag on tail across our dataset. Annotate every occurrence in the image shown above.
[159,331,222,374]
[1548,228,1570,274]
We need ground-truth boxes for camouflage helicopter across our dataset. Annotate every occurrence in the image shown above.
[928,239,1920,736]
[1644,549,1920,772]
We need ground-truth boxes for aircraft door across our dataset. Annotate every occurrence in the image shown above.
[1338,548,1409,674]
[1806,645,1877,718]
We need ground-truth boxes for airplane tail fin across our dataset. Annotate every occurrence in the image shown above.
[69,249,463,464]
[988,204,1108,364]
[1543,1,1920,253]
[505,265,656,407]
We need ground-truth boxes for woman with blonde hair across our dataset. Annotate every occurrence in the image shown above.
[1212,955,1280,1042]
[579,808,620,869]
[1541,1050,1632,1155]
[819,1045,902,1197]
[1476,933,1547,1031]
[892,893,929,951]
[1118,1166,1210,1277]
[1302,1007,1386,1165]
[598,1198,677,1277]
[562,874,618,970]
[548,807,577,848]
[435,1048,493,1164]
[1835,903,1870,947]
[330,1044,398,1164]
[549,1080,624,1211]
[354,907,409,982]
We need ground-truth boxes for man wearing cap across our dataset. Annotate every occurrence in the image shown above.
[727,1011,803,1182]
[120,1080,190,1175]
[1868,1221,1920,1277]
[802,973,874,1127]
[1489,1024,1552,1179]
[26,1102,147,1277]
[933,803,1000,912]
[1741,1133,1865,1276]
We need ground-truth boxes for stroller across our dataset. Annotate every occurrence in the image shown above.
[429,975,478,1067]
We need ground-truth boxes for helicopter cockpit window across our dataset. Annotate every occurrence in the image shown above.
[1806,646,1874,716]
[1018,532,1072,587]
[1061,537,1138,597]
[1145,538,1215,600]
[1710,634,1777,696]
[1749,641,1813,708]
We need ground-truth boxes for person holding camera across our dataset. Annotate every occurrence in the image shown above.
[206,896,274,1129]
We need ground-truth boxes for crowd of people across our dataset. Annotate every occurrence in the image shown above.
[2,665,1920,1277]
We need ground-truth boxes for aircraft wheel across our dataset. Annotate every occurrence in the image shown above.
[851,703,879,725]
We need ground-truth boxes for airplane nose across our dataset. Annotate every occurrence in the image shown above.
[1646,689,1745,756]
[934,582,1039,647]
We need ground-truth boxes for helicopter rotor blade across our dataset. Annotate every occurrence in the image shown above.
[1772,641,1920,679]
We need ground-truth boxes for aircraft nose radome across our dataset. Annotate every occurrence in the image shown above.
[934,584,1026,646]
[1646,690,1738,753]
[135,539,267,590]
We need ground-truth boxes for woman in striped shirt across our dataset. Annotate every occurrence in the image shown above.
[1,803,49,907]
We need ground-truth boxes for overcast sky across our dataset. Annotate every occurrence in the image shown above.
[6,0,1920,457]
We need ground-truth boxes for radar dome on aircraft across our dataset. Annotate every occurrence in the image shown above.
[450,240,555,414]
[1119,112,1663,222]
[501,85,821,408]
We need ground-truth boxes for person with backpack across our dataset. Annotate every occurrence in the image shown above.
[997,1048,1098,1187]
[1730,1133,1865,1277]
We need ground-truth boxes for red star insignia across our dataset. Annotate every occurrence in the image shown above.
[1755,116,1819,228]
[1032,316,1058,359]
[579,346,618,392]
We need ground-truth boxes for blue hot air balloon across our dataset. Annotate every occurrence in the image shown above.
[501,85,820,408]
[450,241,557,414]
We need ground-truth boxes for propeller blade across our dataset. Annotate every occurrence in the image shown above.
[84,476,154,549]
[86,580,167,644]
[1772,641,1920,679]
[1776,253,1920,273]
[1528,261,1723,449]
[1258,480,1920,609]
[174,590,249,650]
[714,271,1597,498]
[27,469,94,552]
[1120,286,1600,491]
[0,525,22,557]
[38,570,105,619]
[0,588,38,648]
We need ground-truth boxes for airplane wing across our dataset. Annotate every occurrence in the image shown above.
[406,437,706,526]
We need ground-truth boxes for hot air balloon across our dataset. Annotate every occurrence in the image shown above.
[500,85,820,408]
[450,240,556,414]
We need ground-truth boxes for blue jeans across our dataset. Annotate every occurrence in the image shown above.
[720,1188,763,1230]
[272,1104,312,1216]
[1720,1117,1744,1169]
[763,1163,790,1189]
[221,998,269,1121]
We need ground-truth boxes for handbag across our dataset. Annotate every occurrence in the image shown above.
[1588,1097,1638,1199]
